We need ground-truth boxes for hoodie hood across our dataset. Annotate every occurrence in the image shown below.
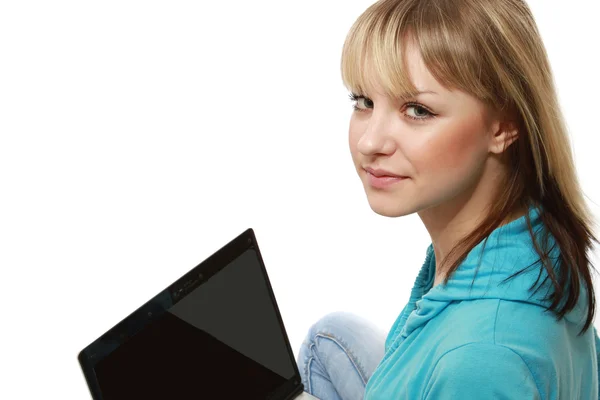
[398,203,589,340]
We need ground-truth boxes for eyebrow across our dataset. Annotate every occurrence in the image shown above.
[352,90,438,100]
[413,90,437,95]
[391,90,438,100]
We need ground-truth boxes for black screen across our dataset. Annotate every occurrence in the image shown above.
[93,248,296,399]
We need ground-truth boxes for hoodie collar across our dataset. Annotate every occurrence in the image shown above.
[399,203,588,339]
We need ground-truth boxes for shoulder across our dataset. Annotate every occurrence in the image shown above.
[444,298,560,346]
[422,343,541,400]
[494,298,568,353]
[429,342,534,375]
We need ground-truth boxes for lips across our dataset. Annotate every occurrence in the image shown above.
[364,167,407,178]
[364,167,408,190]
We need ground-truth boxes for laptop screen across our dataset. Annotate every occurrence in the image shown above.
[91,247,297,399]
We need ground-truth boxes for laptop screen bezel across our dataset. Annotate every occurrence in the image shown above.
[78,228,304,399]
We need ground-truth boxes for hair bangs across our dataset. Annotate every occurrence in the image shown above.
[341,2,419,100]
[340,0,494,104]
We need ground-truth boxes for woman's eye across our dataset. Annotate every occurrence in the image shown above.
[406,104,431,119]
[348,93,436,122]
[350,95,373,110]
[360,97,374,109]
[349,93,372,111]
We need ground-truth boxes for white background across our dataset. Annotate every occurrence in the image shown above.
[1,1,598,398]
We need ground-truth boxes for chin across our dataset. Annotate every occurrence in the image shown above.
[366,194,415,218]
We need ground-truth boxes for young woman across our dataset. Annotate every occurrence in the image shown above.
[296,0,599,399]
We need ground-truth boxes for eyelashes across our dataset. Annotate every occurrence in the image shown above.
[348,93,436,122]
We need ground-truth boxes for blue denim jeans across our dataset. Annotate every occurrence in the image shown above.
[296,312,386,400]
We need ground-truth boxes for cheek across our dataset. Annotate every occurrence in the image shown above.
[410,121,488,180]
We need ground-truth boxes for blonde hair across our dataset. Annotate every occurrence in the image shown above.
[341,0,598,335]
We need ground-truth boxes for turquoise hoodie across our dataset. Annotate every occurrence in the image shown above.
[364,204,599,399]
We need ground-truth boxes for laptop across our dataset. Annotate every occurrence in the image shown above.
[78,228,319,399]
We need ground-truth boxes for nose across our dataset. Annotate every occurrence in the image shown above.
[356,112,397,156]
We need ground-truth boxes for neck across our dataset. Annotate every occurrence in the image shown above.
[420,197,527,286]
[419,197,486,286]
[418,160,509,285]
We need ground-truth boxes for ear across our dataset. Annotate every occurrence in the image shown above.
[488,119,519,154]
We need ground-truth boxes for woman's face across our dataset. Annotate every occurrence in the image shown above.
[348,41,500,218]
